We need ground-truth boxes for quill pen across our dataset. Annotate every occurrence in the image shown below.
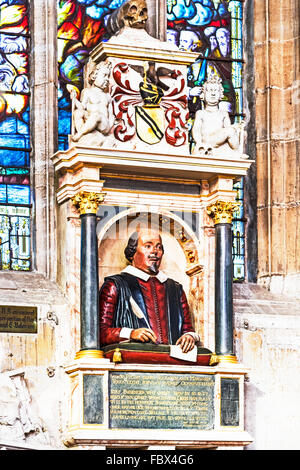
[129,296,151,329]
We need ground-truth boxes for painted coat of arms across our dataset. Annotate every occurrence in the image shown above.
[111,61,189,147]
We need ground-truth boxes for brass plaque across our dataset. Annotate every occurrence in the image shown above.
[109,372,215,430]
[0,305,37,333]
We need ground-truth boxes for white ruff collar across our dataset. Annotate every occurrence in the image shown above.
[122,265,168,283]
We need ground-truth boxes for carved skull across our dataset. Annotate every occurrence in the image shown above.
[122,0,148,29]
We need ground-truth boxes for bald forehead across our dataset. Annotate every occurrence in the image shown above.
[138,229,162,244]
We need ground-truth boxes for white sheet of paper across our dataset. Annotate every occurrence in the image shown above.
[169,344,197,362]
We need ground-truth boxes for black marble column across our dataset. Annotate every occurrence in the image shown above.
[214,223,234,358]
[80,213,99,352]
[72,191,105,360]
[207,201,239,364]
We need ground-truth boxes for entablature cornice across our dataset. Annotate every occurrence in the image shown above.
[51,145,253,183]
[90,31,198,66]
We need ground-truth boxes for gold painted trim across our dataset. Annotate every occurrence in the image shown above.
[112,348,122,363]
[71,191,106,215]
[104,187,201,199]
[185,263,204,277]
[209,353,220,366]
[216,355,239,365]
[101,171,201,186]
[207,200,240,225]
[75,349,105,360]
[104,347,212,357]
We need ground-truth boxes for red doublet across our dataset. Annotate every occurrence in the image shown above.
[99,276,195,346]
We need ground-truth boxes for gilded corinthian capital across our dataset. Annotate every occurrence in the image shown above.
[71,191,105,215]
[207,200,240,225]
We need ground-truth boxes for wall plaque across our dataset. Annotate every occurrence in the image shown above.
[109,372,215,430]
[220,377,240,426]
[0,305,37,333]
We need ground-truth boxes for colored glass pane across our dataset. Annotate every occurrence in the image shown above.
[167,0,243,121]
[57,0,127,150]
[0,205,30,271]
[0,1,31,271]
[0,2,28,34]
[232,178,245,281]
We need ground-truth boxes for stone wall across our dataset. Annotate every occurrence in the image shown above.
[0,0,299,451]
[0,273,69,448]
[254,0,300,297]
[234,283,300,449]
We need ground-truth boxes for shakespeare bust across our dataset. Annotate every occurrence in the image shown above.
[191,75,248,159]
[99,228,200,353]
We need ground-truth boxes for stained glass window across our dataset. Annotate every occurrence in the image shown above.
[167,0,243,122]
[0,0,31,271]
[232,178,245,281]
[57,0,127,150]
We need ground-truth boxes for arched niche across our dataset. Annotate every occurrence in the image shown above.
[97,208,205,341]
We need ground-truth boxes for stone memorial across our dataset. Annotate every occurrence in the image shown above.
[50,0,253,450]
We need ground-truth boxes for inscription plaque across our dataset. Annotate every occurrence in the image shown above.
[220,378,239,426]
[0,305,37,333]
[83,374,104,425]
[109,372,215,430]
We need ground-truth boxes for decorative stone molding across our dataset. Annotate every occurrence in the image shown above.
[71,191,105,215]
[206,201,240,225]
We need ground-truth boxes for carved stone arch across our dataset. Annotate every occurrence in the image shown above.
[97,207,204,341]
[97,208,202,271]
[98,208,202,270]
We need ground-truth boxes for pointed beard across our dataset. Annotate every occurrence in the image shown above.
[148,261,159,274]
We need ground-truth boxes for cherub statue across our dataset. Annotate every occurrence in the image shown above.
[68,61,115,146]
[191,75,247,158]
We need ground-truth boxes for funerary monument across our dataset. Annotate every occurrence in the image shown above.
[50,0,253,449]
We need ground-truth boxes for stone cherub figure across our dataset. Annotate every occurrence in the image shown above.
[68,61,115,146]
[191,75,247,158]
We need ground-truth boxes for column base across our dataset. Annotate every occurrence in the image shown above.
[75,349,105,360]
[216,354,239,365]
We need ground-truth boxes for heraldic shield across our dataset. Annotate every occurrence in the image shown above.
[135,81,165,145]
[135,105,165,145]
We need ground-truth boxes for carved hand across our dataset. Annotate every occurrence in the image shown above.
[66,84,78,100]
[175,334,195,353]
[130,328,157,343]
[189,86,202,97]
